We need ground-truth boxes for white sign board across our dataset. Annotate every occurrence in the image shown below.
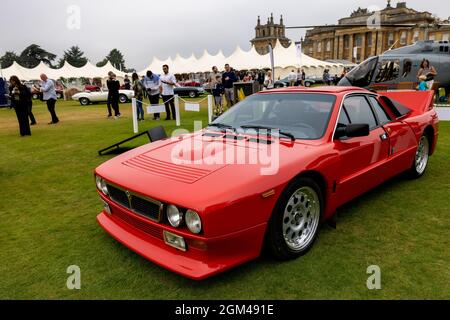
[146,104,166,114]
[185,103,200,112]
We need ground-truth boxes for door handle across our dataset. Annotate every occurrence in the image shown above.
[379,133,389,141]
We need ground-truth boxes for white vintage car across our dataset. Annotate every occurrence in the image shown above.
[72,89,135,106]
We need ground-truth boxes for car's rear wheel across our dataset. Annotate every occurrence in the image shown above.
[79,98,90,106]
[305,82,312,87]
[119,94,128,103]
[407,134,430,179]
[32,93,40,100]
[188,91,197,98]
[266,177,323,260]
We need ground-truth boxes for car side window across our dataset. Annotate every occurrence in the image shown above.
[337,108,350,127]
[368,96,391,125]
[343,96,377,129]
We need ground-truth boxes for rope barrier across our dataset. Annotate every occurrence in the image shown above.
[178,96,209,104]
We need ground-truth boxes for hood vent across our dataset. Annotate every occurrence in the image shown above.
[123,154,213,184]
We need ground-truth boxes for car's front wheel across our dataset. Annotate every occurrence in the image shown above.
[188,91,197,98]
[266,177,323,260]
[79,97,90,106]
[119,94,128,103]
[407,134,430,179]
[305,82,312,87]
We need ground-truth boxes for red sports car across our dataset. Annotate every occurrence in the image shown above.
[94,87,438,280]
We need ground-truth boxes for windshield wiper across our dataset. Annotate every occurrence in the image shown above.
[239,125,295,141]
[207,123,236,132]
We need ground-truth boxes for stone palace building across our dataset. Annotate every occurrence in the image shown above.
[300,1,450,63]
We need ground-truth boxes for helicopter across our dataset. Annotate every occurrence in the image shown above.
[286,22,450,94]
[337,40,450,93]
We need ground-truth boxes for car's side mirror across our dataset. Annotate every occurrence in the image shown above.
[335,123,370,139]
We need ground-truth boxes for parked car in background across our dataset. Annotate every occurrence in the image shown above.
[274,76,315,88]
[178,80,202,87]
[174,86,205,98]
[25,80,65,100]
[72,89,134,105]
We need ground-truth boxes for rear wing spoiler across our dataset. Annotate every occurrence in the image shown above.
[379,91,435,119]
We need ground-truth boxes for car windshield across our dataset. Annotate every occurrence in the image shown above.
[345,56,379,87]
[209,93,336,140]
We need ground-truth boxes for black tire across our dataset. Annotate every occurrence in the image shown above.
[188,91,197,98]
[56,92,63,99]
[119,94,128,103]
[32,93,39,100]
[406,133,430,179]
[305,82,312,87]
[79,98,90,106]
[274,84,283,88]
[265,177,323,260]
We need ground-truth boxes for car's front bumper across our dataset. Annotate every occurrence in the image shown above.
[97,196,266,280]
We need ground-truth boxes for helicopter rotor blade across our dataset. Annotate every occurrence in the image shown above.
[286,23,449,29]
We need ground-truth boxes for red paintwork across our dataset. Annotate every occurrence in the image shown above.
[95,86,439,280]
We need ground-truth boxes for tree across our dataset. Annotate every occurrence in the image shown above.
[96,49,127,71]
[0,51,19,68]
[58,46,88,68]
[18,44,57,68]
[96,58,108,68]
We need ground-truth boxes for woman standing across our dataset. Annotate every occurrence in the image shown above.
[264,70,274,90]
[107,72,121,119]
[132,73,145,121]
[9,76,31,136]
[417,59,438,90]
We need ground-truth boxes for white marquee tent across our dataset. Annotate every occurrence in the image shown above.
[0,60,126,81]
[139,40,343,78]
[1,40,343,81]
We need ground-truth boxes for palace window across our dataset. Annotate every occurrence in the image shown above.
[413,31,420,43]
[326,40,331,52]
[317,42,322,52]
[400,31,407,45]
[429,35,435,41]
[367,33,373,47]
[443,34,449,41]
[388,32,394,46]
[344,35,350,49]
[355,35,362,47]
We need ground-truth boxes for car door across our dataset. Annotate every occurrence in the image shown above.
[368,95,418,178]
[334,95,390,206]
[90,90,108,102]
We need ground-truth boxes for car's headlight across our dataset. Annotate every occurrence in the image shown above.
[185,210,202,234]
[95,175,109,196]
[167,205,183,228]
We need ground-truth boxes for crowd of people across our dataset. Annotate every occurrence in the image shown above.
[5,58,439,137]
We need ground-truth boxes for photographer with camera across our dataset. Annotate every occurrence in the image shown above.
[8,76,32,136]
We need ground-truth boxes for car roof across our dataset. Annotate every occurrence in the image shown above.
[259,86,370,95]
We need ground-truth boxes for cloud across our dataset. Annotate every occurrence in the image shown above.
[1,0,448,70]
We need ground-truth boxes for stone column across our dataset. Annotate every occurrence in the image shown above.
[360,33,366,62]
[338,35,344,59]
[348,34,354,62]
[333,36,339,60]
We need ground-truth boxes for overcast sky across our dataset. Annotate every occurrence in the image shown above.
[1,0,449,70]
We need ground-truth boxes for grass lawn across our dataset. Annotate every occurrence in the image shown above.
[0,98,449,300]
